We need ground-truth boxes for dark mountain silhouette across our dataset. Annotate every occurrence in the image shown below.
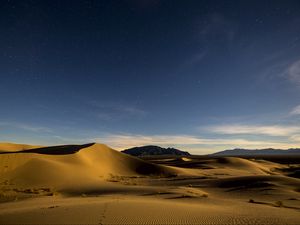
[122,145,190,156]
[212,148,300,156]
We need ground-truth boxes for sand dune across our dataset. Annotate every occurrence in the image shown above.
[0,143,180,187]
[0,142,299,224]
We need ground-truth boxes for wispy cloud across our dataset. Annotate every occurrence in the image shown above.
[198,13,237,46]
[290,134,300,142]
[290,104,300,116]
[51,135,90,144]
[0,122,52,133]
[93,134,203,148]
[88,100,146,121]
[265,59,300,87]
[204,124,300,136]
[185,51,207,66]
[287,59,300,85]
[259,60,290,83]
[90,133,299,152]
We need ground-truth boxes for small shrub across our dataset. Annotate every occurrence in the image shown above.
[274,201,283,207]
[249,199,255,203]
[201,194,208,198]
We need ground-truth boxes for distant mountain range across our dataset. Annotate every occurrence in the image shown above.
[122,145,191,156]
[212,148,300,156]
[122,145,300,157]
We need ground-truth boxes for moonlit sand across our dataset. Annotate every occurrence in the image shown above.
[0,143,299,225]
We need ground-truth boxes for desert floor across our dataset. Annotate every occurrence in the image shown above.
[0,143,299,224]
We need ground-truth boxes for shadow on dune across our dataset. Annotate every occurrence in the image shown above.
[275,166,300,179]
[0,143,94,155]
[215,176,276,189]
[205,175,300,194]
[248,199,300,210]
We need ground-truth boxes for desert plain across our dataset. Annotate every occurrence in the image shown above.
[0,142,299,224]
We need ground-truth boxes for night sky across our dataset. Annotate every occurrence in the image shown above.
[1,0,300,153]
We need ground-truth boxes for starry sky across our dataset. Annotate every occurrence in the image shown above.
[1,0,300,154]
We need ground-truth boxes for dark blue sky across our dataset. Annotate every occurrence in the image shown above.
[1,0,300,153]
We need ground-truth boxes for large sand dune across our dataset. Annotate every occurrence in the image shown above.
[0,142,299,224]
[0,143,179,186]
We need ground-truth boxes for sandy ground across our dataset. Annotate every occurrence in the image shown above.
[0,143,299,224]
